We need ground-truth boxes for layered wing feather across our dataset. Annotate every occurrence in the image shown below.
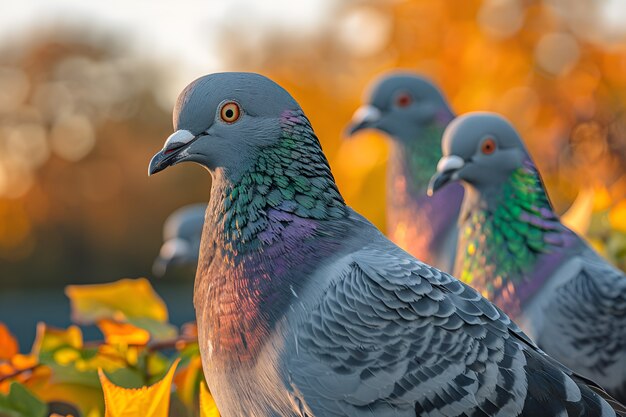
[289,241,619,417]
[537,250,626,402]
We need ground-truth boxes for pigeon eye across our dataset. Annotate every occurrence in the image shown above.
[395,93,412,108]
[481,138,497,155]
[220,102,241,123]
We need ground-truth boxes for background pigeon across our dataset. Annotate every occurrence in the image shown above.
[153,203,206,277]
[149,73,624,417]
[347,72,464,272]
[429,112,626,403]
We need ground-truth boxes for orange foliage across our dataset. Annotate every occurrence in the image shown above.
[0,323,18,360]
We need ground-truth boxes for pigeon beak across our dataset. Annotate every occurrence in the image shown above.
[345,105,381,137]
[427,155,465,196]
[149,129,197,176]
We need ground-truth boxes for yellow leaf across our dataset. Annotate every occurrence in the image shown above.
[66,278,168,325]
[53,348,81,366]
[0,323,19,360]
[99,358,179,417]
[173,355,203,408]
[31,323,83,356]
[609,200,626,234]
[200,380,220,417]
[97,320,150,346]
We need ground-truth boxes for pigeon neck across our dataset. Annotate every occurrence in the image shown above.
[195,110,350,364]
[456,159,572,317]
[206,110,348,256]
[389,118,449,195]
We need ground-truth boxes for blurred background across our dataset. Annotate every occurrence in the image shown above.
[2,0,626,348]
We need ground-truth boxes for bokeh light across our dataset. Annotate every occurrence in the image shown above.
[0,0,626,298]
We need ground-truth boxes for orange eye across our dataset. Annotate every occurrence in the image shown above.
[395,92,412,108]
[481,137,496,155]
[220,102,241,123]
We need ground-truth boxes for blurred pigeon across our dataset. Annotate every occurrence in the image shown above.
[153,203,206,277]
[149,73,624,417]
[429,112,626,403]
[347,72,464,272]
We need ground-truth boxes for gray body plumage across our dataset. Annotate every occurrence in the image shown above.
[430,112,626,403]
[526,246,626,402]
[149,74,624,417]
[153,203,206,276]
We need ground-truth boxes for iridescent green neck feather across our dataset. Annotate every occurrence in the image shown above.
[391,123,447,193]
[196,110,349,364]
[456,160,572,317]
[207,110,348,256]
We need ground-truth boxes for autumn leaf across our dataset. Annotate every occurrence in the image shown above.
[0,355,43,395]
[31,381,104,417]
[125,317,177,343]
[0,382,47,417]
[200,380,220,417]
[0,323,18,361]
[173,355,203,409]
[66,278,168,324]
[31,323,82,357]
[97,320,150,346]
[65,279,177,344]
[99,358,180,417]
[28,324,129,417]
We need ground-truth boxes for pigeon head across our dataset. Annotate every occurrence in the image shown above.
[149,72,301,179]
[346,72,453,142]
[428,112,529,195]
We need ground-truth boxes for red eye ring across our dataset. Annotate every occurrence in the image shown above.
[395,92,412,108]
[481,137,496,155]
[220,102,241,123]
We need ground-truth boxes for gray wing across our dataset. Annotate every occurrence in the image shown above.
[537,250,626,403]
[289,243,618,417]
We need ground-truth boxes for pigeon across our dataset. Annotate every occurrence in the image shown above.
[149,73,624,417]
[429,112,626,403]
[153,203,206,277]
[346,72,464,272]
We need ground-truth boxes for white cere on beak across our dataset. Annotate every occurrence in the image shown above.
[164,129,195,150]
[436,155,465,173]
[352,105,381,124]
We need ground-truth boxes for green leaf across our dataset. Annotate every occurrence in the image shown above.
[0,382,47,417]
[126,317,178,343]
[106,366,145,389]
